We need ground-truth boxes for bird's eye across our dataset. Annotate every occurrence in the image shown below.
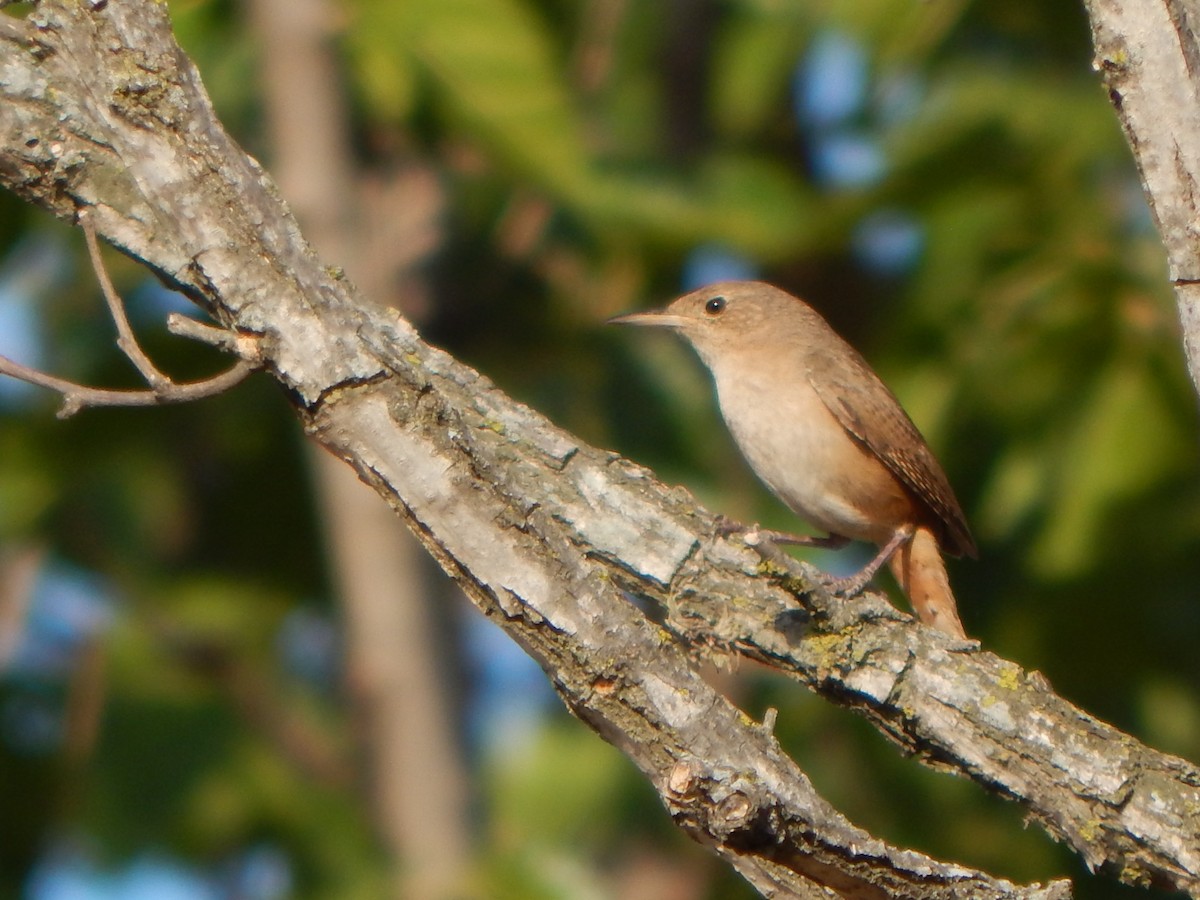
[704,296,727,316]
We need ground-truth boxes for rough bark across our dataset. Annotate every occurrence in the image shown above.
[1084,0,1200,399]
[0,1,1196,896]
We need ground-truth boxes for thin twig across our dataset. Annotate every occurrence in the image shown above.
[0,353,258,419]
[167,313,261,360]
[80,211,174,389]
[0,213,261,417]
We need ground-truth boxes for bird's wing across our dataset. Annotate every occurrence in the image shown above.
[806,343,977,558]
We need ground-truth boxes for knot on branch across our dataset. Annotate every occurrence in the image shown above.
[665,757,783,849]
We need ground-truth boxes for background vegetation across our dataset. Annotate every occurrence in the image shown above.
[0,0,1195,897]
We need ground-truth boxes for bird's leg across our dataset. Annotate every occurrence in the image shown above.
[714,516,850,550]
[761,530,851,549]
[823,525,914,597]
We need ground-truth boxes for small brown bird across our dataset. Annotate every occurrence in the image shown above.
[610,280,976,638]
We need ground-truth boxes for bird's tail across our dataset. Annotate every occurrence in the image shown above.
[888,526,966,639]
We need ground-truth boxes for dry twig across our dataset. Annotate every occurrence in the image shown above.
[0,213,260,417]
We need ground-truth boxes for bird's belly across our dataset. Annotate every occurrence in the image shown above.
[718,384,914,544]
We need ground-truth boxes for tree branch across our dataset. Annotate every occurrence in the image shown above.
[0,1,1195,896]
[0,209,260,416]
[0,351,258,418]
[1083,0,1200,401]
[80,209,172,389]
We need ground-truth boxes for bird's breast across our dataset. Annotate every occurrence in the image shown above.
[711,364,916,543]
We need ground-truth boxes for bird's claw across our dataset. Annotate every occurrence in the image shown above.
[819,571,874,598]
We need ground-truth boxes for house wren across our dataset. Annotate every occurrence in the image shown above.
[610,280,976,638]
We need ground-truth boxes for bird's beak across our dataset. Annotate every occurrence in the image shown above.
[607,309,687,329]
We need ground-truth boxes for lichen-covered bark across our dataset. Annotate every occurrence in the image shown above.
[0,2,1196,897]
[317,320,1068,900]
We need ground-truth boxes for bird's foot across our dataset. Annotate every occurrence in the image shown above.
[820,570,873,597]
[820,527,915,597]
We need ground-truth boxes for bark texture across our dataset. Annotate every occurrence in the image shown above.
[1,2,1197,897]
[1084,0,1200,397]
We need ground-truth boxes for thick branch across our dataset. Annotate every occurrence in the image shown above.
[0,1,1193,896]
[1084,0,1200,399]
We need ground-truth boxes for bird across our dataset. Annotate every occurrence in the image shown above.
[610,280,976,638]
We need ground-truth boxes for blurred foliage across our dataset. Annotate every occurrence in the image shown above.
[1,0,1198,898]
